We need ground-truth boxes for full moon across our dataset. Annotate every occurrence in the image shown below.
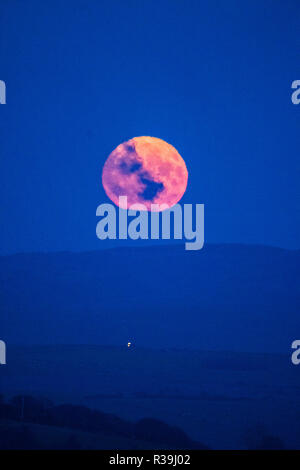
[102,136,188,211]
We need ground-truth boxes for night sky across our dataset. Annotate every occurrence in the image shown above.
[0,0,299,254]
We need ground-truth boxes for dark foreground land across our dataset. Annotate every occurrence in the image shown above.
[1,345,299,449]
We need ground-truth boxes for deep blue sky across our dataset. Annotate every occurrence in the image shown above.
[0,0,299,254]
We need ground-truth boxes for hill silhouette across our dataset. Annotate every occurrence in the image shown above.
[0,395,208,449]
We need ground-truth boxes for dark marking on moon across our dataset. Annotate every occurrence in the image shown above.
[125,143,135,153]
[139,173,164,201]
[118,142,143,176]
[119,158,142,175]
[115,141,166,202]
[129,162,142,173]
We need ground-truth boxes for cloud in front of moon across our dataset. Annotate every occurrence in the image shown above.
[102,136,188,211]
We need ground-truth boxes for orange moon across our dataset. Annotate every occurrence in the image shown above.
[102,136,188,211]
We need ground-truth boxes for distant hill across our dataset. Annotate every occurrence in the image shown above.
[0,244,299,352]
